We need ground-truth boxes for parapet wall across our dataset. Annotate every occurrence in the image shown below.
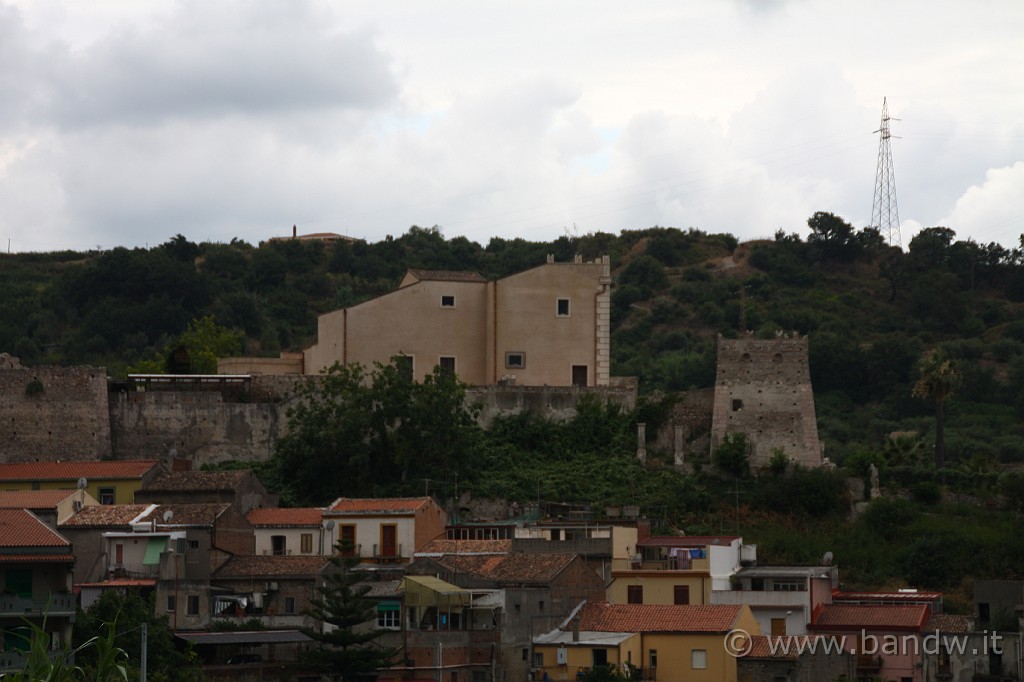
[0,365,111,462]
[710,334,822,468]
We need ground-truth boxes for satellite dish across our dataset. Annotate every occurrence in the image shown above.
[168,447,178,459]
[77,477,88,490]
[822,551,834,566]
[163,510,174,523]
[325,520,336,531]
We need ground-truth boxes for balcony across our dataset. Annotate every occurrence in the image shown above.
[611,557,709,572]
[371,543,404,563]
[109,562,159,579]
[0,593,76,617]
[711,589,809,609]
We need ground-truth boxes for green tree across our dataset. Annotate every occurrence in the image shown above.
[912,351,960,468]
[298,548,398,681]
[713,432,750,477]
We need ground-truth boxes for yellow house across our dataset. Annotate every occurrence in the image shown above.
[0,460,164,506]
[220,256,613,387]
[608,569,713,606]
[533,602,759,682]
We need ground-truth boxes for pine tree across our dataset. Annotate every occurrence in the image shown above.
[298,546,398,681]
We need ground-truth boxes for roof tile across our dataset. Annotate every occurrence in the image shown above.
[812,604,930,630]
[572,602,742,633]
[0,490,82,508]
[416,538,511,555]
[327,497,431,515]
[435,552,576,584]
[926,614,973,633]
[214,555,331,578]
[0,509,71,548]
[60,505,153,528]
[136,504,231,527]
[247,508,323,527]
[0,460,161,481]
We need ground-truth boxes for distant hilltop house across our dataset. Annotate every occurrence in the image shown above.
[265,225,362,244]
[710,334,823,468]
[220,255,613,387]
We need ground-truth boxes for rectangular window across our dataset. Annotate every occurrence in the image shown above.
[439,356,456,375]
[99,487,115,505]
[271,535,287,555]
[522,648,528,661]
[472,672,486,682]
[592,649,608,667]
[691,649,707,669]
[339,525,357,556]
[505,352,525,369]
[627,585,643,604]
[649,650,657,670]
[533,652,544,667]
[377,605,400,629]
[556,298,570,316]
[770,618,786,636]
[167,595,176,612]
[187,595,200,615]
[571,365,588,387]
[395,355,414,381]
[285,597,296,614]
[673,585,690,605]
[301,533,313,554]
[188,540,199,550]
[441,295,456,308]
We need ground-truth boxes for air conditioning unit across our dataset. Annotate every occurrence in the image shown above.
[556,648,567,665]
[72,501,83,512]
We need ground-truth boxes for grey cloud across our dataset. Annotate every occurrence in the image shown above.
[30,1,398,129]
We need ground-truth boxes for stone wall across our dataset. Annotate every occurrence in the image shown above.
[467,383,637,427]
[710,334,822,468]
[0,364,111,462]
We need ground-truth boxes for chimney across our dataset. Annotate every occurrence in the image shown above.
[572,617,580,642]
[292,225,297,238]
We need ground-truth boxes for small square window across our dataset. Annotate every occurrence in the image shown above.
[188,540,199,550]
[98,487,115,505]
[439,356,456,375]
[505,352,525,369]
[691,649,707,669]
[441,295,456,308]
[556,298,570,316]
[627,585,643,604]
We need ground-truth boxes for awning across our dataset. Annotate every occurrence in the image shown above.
[143,537,165,565]
[400,575,471,608]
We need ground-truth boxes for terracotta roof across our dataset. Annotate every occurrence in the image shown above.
[811,604,930,631]
[405,269,487,283]
[416,538,511,555]
[0,553,76,563]
[142,470,252,492]
[327,497,432,515]
[638,535,740,547]
[60,504,152,528]
[136,504,231,527]
[926,614,973,633]
[247,507,323,527]
[0,460,161,481]
[436,552,577,584]
[745,635,799,660]
[0,509,71,548]
[0,490,81,508]
[572,602,743,633]
[214,555,331,578]
[361,579,403,599]
[832,590,943,603]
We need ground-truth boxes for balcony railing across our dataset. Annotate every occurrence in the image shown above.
[109,563,160,579]
[533,666,654,681]
[371,544,404,562]
[0,593,76,617]
[611,557,708,571]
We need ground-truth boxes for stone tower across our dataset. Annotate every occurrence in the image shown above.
[710,334,822,469]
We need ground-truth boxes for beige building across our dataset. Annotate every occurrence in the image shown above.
[220,256,613,387]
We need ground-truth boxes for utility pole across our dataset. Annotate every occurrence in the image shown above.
[871,97,902,248]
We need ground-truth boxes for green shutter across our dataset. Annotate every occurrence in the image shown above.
[143,537,165,565]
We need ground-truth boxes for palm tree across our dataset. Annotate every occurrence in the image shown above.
[912,351,960,469]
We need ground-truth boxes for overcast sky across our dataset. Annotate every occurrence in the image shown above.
[2,0,1022,253]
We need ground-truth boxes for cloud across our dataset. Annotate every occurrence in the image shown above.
[942,162,1024,247]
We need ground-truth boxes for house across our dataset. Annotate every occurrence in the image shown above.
[608,536,755,606]
[210,555,332,630]
[737,634,856,682]
[59,503,159,584]
[323,497,447,565]
[511,519,640,583]
[919,613,1021,680]
[808,603,931,682]
[0,509,76,673]
[135,469,277,514]
[0,488,100,528]
[710,565,837,635]
[972,579,1023,629]
[0,459,164,505]
[532,601,760,682]
[220,255,613,387]
[246,507,328,556]
[408,551,607,682]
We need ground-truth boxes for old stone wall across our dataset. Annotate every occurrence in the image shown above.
[651,388,715,464]
[710,334,822,468]
[468,383,636,427]
[0,364,111,462]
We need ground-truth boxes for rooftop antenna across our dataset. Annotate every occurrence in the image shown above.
[871,97,902,248]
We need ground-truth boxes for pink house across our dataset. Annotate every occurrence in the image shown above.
[809,603,931,682]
